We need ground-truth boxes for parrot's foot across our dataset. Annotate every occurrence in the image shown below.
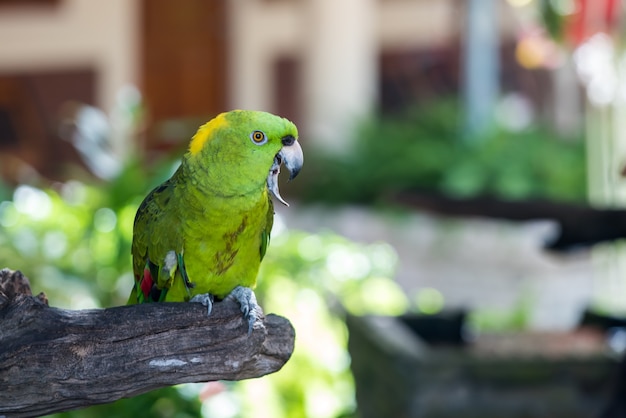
[190,293,214,316]
[226,286,263,335]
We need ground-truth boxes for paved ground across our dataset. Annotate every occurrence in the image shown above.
[278,204,626,330]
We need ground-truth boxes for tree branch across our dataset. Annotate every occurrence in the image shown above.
[0,269,295,418]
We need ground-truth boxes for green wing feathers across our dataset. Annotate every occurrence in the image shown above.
[260,196,274,261]
[129,174,185,304]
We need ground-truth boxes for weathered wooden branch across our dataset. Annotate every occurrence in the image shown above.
[0,269,295,418]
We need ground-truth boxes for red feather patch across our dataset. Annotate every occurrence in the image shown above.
[140,268,154,299]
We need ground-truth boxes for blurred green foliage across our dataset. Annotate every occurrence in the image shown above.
[299,100,586,205]
[0,158,406,418]
[53,387,202,418]
[0,159,176,309]
[230,229,406,418]
[539,0,567,42]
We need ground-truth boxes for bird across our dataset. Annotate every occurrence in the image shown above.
[127,110,303,333]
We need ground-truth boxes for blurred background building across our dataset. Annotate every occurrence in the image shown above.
[0,0,560,172]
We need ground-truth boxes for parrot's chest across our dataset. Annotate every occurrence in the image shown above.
[191,218,256,273]
[181,201,268,298]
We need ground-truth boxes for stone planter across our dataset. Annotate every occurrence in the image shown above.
[347,314,617,418]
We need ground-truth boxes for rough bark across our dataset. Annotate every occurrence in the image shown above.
[0,269,295,418]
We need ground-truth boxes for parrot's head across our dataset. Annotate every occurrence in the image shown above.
[185,110,303,205]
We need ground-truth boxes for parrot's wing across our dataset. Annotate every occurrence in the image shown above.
[260,194,274,261]
[130,177,184,303]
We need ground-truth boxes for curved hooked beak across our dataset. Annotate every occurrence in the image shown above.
[267,140,303,207]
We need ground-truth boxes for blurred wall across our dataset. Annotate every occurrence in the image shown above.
[0,0,525,156]
[228,0,520,150]
[228,0,462,150]
[0,0,140,112]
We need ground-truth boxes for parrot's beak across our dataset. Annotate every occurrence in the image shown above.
[280,140,303,181]
[267,140,303,207]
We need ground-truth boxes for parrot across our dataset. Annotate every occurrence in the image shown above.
[127,110,303,333]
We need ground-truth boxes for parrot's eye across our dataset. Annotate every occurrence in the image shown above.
[250,130,268,145]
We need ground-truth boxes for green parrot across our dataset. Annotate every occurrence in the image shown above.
[128,110,303,333]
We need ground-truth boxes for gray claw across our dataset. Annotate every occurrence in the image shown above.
[190,293,214,316]
[226,286,263,335]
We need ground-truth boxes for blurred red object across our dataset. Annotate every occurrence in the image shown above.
[199,381,227,402]
[567,0,621,46]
